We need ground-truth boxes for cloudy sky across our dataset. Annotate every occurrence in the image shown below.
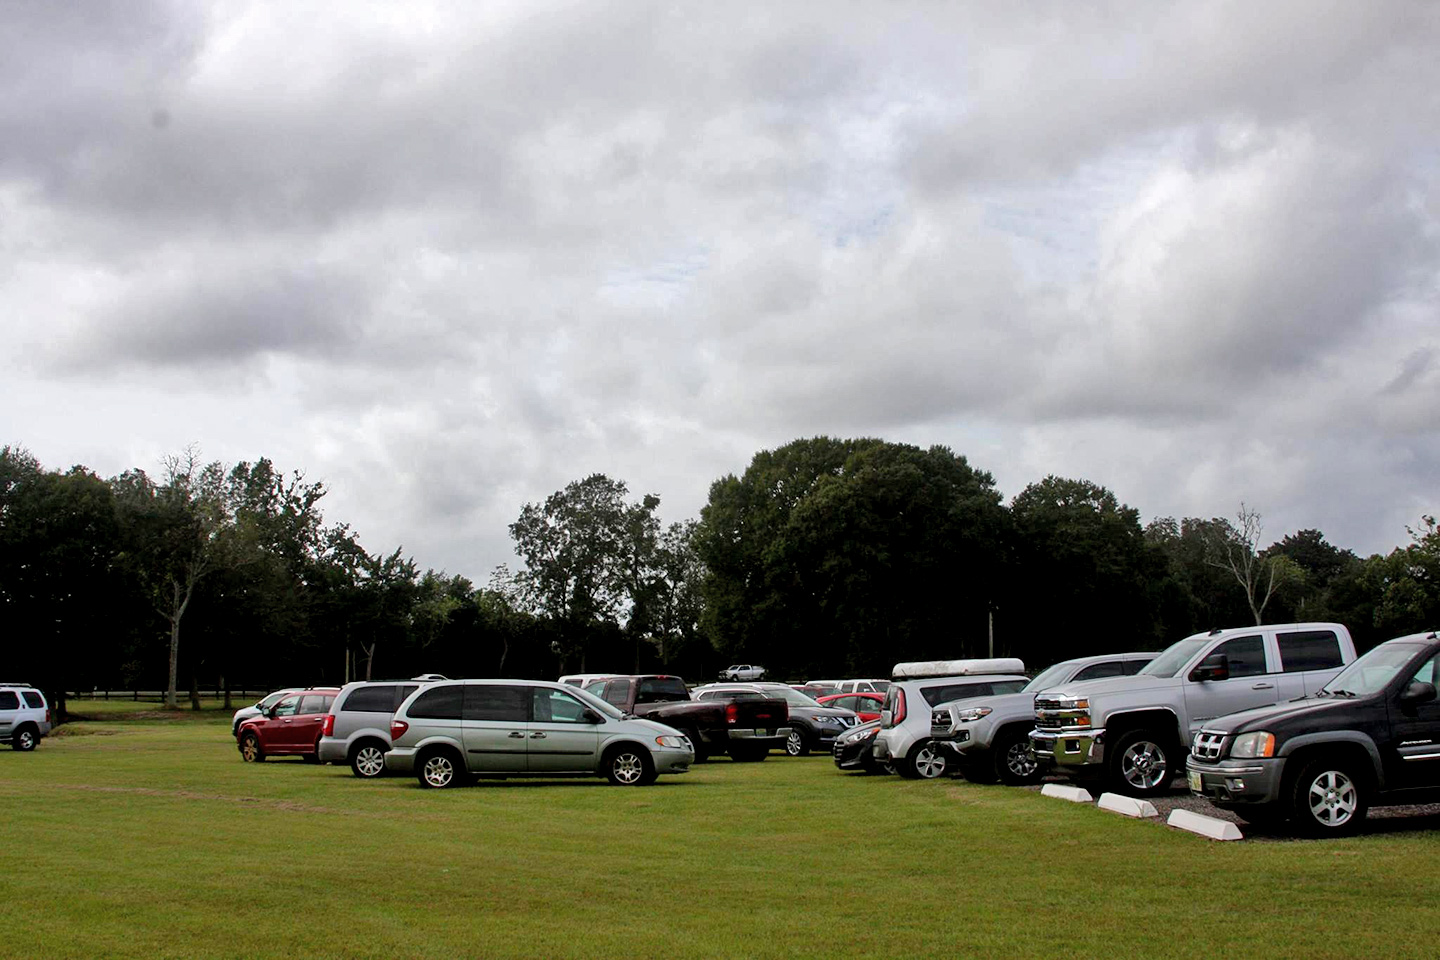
[4,1,1438,579]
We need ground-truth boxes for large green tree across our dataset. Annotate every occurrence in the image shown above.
[697,438,1007,677]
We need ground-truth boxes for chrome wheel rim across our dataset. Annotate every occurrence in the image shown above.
[1307,770,1357,827]
[355,747,385,777]
[914,745,945,779]
[786,731,803,756]
[1006,742,1037,778]
[613,752,644,784]
[1120,741,1168,789]
[423,755,454,787]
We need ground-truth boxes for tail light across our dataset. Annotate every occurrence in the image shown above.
[390,720,409,740]
[892,690,907,726]
[46,709,53,725]
[725,703,738,725]
[322,714,335,737]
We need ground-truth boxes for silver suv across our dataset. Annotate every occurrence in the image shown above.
[317,679,424,778]
[1,684,52,751]
[386,680,694,787]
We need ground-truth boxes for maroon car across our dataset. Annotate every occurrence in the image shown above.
[818,692,884,723]
[237,688,339,763]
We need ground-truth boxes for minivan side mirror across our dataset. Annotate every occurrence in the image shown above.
[1189,653,1230,683]
[1399,680,1437,706]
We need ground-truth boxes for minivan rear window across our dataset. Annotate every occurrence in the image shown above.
[341,685,396,713]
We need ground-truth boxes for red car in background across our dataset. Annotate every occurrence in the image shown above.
[818,692,884,723]
[237,687,339,762]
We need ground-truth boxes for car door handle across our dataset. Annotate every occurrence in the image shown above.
[530,732,547,739]
[1252,683,1274,690]
[508,731,525,738]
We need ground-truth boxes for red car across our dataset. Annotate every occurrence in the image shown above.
[818,692,884,723]
[237,687,339,762]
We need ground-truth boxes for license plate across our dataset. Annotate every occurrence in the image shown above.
[1187,770,1202,793]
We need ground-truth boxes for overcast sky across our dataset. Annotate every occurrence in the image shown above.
[4,1,1438,580]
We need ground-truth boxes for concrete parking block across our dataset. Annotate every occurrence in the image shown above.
[1040,784,1093,803]
[1097,792,1159,818]
[1167,808,1244,840]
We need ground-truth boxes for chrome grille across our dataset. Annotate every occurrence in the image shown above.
[1192,731,1225,762]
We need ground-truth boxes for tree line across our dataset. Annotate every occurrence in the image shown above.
[2,438,1436,718]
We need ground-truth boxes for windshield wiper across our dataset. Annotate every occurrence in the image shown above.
[1325,689,1356,698]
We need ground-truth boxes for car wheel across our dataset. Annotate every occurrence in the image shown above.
[898,741,947,780]
[785,729,810,757]
[1290,758,1368,837]
[605,745,653,786]
[13,726,37,752]
[418,749,463,789]
[995,730,1043,786]
[684,730,708,763]
[240,732,265,763]
[350,742,387,779]
[1108,729,1178,797]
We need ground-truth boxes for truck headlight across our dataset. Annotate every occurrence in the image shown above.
[655,736,690,749]
[1229,732,1275,758]
[952,707,993,722]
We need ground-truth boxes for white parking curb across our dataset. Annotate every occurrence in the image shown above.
[1040,784,1093,803]
[1097,793,1158,818]
[1167,808,1244,840]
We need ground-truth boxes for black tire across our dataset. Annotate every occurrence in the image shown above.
[896,741,947,780]
[994,729,1044,786]
[417,749,465,789]
[12,726,38,752]
[350,741,388,779]
[1107,729,1179,797]
[1288,758,1368,837]
[683,730,708,763]
[605,744,654,785]
[784,729,810,757]
[240,732,265,763]
[728,745,769,762]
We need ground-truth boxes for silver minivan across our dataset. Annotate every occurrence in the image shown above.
[385,680,694,787]
[317,679,424,778]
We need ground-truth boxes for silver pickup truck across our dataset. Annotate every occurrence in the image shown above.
[1029,623,1357,797]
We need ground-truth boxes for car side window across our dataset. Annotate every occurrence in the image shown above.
[1072,661,1122,682]
[342,685,395,713]
[0,691,19,710]
[1277,630,1344,672]
[1408,656,1439,686]
[1121,659,1147,676]
[272,696,301,718]
[395,685,419,710]
[1213,635,1267,678]
[297,694,329,715]
[463,685,529,722]
[601,680,631,707]
[534,688,590,724]
[409,686,464,720]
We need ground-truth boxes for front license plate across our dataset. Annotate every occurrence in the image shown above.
[1187,770,1202,793]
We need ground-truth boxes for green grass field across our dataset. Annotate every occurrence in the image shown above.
[2,714,1438,959]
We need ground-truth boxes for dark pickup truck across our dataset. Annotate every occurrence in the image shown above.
[1186,630,1440,836]
[587,675,790,762]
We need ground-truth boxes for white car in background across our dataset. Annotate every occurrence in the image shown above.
[719,664,766,681]
[231,688,304,737]
[872,659,1030,779]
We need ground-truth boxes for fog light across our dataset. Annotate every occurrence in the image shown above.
[1064,740,1080,753]
[956,731,969,743]
[1225,778,1245,792]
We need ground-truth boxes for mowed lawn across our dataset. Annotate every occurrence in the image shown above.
[2,711,1438,959]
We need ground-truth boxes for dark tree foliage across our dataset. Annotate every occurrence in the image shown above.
[697,438,1007,678]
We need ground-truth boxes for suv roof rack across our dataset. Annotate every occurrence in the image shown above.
[891,658,1025,680]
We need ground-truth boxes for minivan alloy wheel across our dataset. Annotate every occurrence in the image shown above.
[352,744,386,778]
[610,750,645,784]
[421,753,457,788]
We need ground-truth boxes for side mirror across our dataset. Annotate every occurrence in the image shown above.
[1189,653,1230,683]
[1399,680,1437,706]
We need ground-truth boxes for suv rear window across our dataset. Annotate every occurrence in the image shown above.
[22,691,44,708]
[1278,630,1344,672]
[342,685,397,713]
[0,692,18,709]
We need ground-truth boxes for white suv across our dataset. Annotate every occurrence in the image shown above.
[1,684,52,751]
[872,660,1029,779]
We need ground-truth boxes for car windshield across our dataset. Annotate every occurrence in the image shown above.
[1024,662,1078,693]
[1138,638,1211,678]
[774,689,823,708]
[1320,642,1427,698]
[259,691,290,709]
[569,685,626,720]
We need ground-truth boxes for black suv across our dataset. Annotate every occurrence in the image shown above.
[1186,630,1440,836]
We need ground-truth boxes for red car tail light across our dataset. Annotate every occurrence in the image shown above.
[322,714,335,737]
[390,720,409,740]
[725,703,738,725]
